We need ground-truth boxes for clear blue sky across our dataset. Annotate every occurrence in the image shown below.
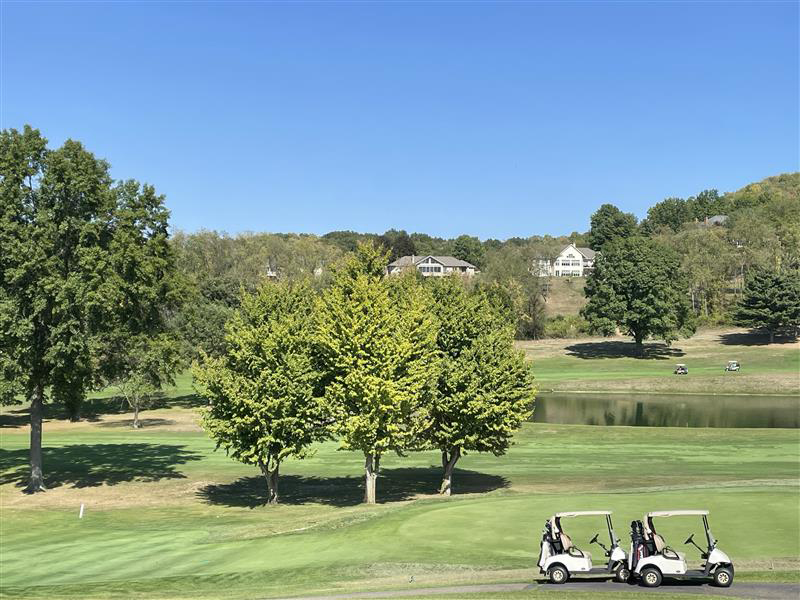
[2,1,798,239]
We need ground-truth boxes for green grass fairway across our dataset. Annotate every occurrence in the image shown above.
[2,415,798,598]
[521,328,800,395]
[1,328,798,599]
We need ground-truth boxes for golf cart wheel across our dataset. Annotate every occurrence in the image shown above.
[548,565,569,584]
[615,567,630,583]
[640,567,662,588]
[713,567,733,588]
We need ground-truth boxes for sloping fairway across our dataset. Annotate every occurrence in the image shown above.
[522,328,800,395]
[1,394,798,599]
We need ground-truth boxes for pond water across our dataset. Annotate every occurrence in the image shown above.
[533,393,800,428]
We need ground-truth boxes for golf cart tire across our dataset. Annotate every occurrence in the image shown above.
[615,567,630,583]
[713,566,733,588]
[548,565,569,584]
[640,567,662,588]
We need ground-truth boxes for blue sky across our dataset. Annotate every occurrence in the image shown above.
[2,1,798,239]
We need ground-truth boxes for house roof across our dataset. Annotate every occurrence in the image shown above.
[388,255,477,269]
[559,244,596,260]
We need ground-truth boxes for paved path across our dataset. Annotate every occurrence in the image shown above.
[281,581,800,600]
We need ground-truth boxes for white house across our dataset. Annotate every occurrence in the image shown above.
[386,255,478,277]
[535,243,596,277]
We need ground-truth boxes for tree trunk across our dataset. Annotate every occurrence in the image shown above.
[25,384,46,493]
[132,403,141,429]
[259,459,280,505]
[364,453,378,504]
[633,332,644,356]
[769,330,775,344]
[64,394,81,422]
[439,447,461,496]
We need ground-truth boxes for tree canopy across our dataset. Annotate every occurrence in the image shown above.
[195,280,326,504]
[0,126,175,491]
[452,234,485,268]
[315,242,438,503]
[582,236,695,348]
[733,269,800,343]
[426,276,535,495]
[588,203,638,250]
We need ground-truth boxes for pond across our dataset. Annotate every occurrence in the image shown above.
[533,393,800,428]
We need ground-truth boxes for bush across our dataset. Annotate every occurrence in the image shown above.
[544,314,589,338]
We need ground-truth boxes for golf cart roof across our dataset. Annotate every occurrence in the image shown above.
[727,361,739,364]
[675,364,687,367]
[646,510,709,518]
[554,511,612,518]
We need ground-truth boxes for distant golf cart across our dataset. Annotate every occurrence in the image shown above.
[629,510,734,588]
[725,361,740,372]
[674,364,688,375]
[538,511,629,584]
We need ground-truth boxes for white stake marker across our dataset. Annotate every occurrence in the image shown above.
[79,503,85,519]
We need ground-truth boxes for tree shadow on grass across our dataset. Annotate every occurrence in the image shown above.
[0,411,30,428]
[0,443,202,489]
[719,331,798,346]
[79,393,207,421]
[0,393,209,427]
[565,341,685,360]
[95,418,178,428]
[198,466,509,508]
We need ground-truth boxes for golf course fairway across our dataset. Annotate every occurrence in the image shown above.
[1,329,798,599]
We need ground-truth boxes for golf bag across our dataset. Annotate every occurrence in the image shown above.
[630,520,649,568]
[543,520,565,554]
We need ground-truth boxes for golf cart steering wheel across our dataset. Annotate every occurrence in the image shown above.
[684,533,694,545]
[590,533,599,544]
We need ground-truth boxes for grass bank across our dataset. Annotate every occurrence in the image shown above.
[521,328,799,395]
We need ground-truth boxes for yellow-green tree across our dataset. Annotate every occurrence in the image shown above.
[194,280,326,504]
[315,242,437,504]
[427,276,536,495]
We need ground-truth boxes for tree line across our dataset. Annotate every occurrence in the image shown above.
[580,178,800,347]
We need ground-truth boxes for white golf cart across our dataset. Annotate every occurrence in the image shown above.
[725,361,740,372]
[538,511,629,584]
[629,510,733,588]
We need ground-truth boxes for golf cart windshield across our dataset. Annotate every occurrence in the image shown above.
[549,511,617,549]
[644,511,715,550]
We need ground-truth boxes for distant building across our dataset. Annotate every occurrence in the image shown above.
[701,214,728,226]
[535,243,596,277]
[386,255,479,277]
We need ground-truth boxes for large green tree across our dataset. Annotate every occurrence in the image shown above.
[733,269,800,343]
[112,334,181,429]
[452,234,485,268]
[195,281,326,504]
[588,203,638,250]
[0,126,174,492]
[641,197,691,233]
[427,276,535,495]
[315,242,437,504]
[581,237,695,349]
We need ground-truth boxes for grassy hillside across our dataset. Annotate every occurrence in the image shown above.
[542,277,586,317]
[522,328,800,395]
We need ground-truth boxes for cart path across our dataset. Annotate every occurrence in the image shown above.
[280,581,800,600]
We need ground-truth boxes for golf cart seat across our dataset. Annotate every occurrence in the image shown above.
[560,532,589,559]
[653,533,684,560]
